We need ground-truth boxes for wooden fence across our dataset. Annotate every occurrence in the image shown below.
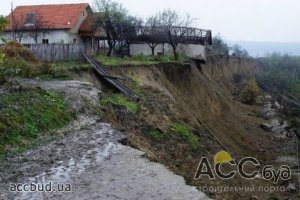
[23,44,85,62]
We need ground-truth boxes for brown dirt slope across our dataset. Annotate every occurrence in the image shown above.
[99,57,298,199]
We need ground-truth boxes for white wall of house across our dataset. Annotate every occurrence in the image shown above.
[4,30,82,44]
[177,44,206,59]
[130,43,164,55]
[130,43,206,59]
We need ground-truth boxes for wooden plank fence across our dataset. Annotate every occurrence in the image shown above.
[23,44,85,62]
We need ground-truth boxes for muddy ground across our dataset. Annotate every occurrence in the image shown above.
[0,79,210,200]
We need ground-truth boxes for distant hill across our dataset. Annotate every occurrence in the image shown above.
[227,40,300,57]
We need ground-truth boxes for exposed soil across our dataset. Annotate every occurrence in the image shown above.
[0,79,210,200]
[100,57,300,199]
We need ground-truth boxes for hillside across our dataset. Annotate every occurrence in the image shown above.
[0,56,299,199]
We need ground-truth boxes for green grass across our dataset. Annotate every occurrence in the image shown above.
[127,73,148,101]
[171,122,199,149]
[148,130,162,140]
[0,88,75,155]
[48,61,90,71]
[96,54,189,66]
[36,61,90,80]
[101,94,138,113]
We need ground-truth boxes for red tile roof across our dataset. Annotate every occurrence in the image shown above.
[6,3,89,30]
[79,16,92,32]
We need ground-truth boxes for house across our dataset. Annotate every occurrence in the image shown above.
[4,3,101,49]
[4,3,211,60]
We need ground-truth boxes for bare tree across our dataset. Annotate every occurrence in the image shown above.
[156,9,193,60]
[24,13,43,43]
[11,14,26,42]
[231,44,249,58]
[144,16,161,55]
[114,15,139,55]
[93,0,128,56]
[207,33,230,56]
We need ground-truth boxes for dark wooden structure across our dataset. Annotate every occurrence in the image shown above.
[82,52,139,100]
[127,26,212,45]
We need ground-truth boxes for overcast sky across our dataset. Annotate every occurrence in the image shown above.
[1,0,300,43]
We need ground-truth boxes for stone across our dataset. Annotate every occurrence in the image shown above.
[285,131,295,139]
[271,126,284,134]
[264,110,277,120]
[265,95,272,99]
[287,183,297,192]
[281,121,289,129]
[274,101,281,109]
[270,119,281,126]
[265,103,273,110]
[260,123,272,132]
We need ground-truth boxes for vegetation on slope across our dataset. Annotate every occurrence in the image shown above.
[258,53,300,127]
[36,61,90,80]
[148,129,162,140]
[96,54,188,66]
[0,88,75,155]
[170,122,199,149]
[101,93,138,113]
[259,53,300,95]
[237,79,260,105]
[0,41,40,83]
[0,41,91,82]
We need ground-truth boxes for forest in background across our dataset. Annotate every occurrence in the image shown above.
[258,53,300,127]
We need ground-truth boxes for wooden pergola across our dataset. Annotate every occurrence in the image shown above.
[126,26,212,45]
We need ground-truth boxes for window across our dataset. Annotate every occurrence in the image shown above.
[42,39,49,44]
[25,13,36,25]
[73,39,77,44]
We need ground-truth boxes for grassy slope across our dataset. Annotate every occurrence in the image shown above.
[36,61,90,80]
[170,122,199,149]
[96,54,188,66]
[101,94,138,113]
[0,88,75,155]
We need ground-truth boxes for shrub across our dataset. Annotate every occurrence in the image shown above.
[0,41,39,81]
[0,41,38,63]
[0,53,6,84]
[238,79,260,104]
[148,129,162,139]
